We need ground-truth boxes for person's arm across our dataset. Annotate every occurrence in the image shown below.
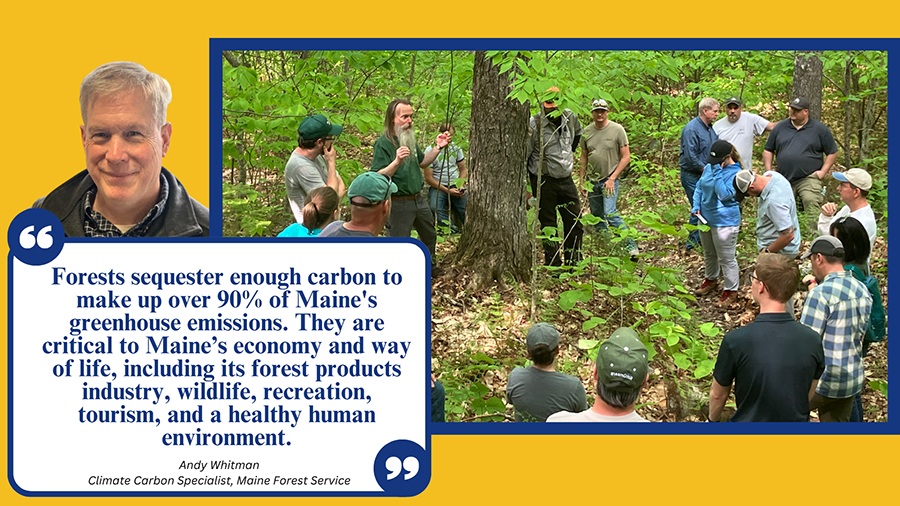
[449,158,466,198]
[579,138,589,197]
[709,379,732,422]
[691,168,704,214]
[420,132,451,168]
[762,149,774,173]
[808,380,819,402]
[815,152,838,179]
[763,227,794,254]
[371,138,409,177]
[424,166,441,191]
[765,121,776,132]
[604,144,631,195]
[322,145,346,199]
[713,166,738,203]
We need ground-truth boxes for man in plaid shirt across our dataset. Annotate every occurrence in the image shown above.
[800,236,872,422]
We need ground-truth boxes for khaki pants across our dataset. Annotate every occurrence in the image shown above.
[791,172,824,214]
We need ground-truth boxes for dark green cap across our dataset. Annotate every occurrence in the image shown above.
[298,114,342,140]
[596,328,649,392]
[348,172,398,203]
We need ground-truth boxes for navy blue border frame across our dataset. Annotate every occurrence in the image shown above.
[8,237,433,497]
[213,38,893,437]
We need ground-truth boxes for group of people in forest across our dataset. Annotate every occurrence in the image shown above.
[280,88,883,423]
[510,92,883,423]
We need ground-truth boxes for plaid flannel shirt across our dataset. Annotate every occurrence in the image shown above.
[800,270,871,398]
[83,176,169,238]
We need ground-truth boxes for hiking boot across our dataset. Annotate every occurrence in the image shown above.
[716,290,738,308]
[695,278,719,296]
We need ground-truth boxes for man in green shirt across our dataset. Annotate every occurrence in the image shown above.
[370,99,450,258]
[578,98,638,257]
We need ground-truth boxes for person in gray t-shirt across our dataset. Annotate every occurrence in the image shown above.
[548,328,650,423]
[506,323,587,422]
[285,115,346,224]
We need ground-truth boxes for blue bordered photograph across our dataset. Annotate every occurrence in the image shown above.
[213,39,891,435]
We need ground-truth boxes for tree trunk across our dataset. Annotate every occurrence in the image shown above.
[843,53,852,168]
[792,51,824,121]
[450,51,531,287]
[859,77,879,165]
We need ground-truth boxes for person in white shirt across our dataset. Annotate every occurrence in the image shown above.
[817,168,877,253]
[712,96,774,171]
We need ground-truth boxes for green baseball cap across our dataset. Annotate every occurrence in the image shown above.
[348,172,398,203]
[298,114,343,140]
[596,328,649,392]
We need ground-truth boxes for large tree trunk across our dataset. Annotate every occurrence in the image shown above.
[859,77,879,165]
[792,51,824,120]
[449,51,531,287]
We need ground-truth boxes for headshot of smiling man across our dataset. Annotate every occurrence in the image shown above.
[33,61,209,237]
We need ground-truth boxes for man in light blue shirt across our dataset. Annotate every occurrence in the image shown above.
[732,169,801,257]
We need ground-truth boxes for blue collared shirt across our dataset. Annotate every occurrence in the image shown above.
[679,116,718,175]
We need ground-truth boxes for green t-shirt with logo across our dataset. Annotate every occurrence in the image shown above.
[580,120,628,180]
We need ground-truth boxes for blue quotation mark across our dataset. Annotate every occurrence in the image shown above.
[373,440,429,496]
[8,209,65,266]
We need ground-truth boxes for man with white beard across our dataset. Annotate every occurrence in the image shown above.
[371,99,450,260]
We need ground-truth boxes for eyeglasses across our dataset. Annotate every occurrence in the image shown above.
[324,136,336,141]
[747,270,759,284]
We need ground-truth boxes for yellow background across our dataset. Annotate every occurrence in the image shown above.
[3,1,897,504]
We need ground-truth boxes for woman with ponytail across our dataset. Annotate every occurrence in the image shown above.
[278,186,339,237]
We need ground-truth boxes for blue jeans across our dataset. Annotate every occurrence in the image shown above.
[428,187,467,232]
[588,178,637,252]
[680,169,701,248]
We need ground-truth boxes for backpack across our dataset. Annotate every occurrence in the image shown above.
[846,265,886,344]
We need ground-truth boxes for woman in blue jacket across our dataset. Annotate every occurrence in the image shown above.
[692,140,742,308]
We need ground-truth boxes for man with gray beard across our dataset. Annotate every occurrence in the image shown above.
[371,99,450,260]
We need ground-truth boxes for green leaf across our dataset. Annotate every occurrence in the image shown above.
[582,317,606,331]
[577,339,599,350]
[673,353,692,370]
[470,382,490,398]
[693,359,715,379]
[473,352,494,364]
[699,322,721,337]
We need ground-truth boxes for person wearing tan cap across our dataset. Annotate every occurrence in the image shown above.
[526,87,584,266]
[817,168,877,253]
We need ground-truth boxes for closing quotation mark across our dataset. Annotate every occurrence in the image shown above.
[385,456,419,481]
[8,209,65,266]
[374,440,428,495]
[19,225,54,249]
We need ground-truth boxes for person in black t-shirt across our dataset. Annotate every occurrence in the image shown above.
[708,253,825,422]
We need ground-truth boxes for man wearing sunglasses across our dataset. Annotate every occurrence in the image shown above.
[285,114,347,225]
[319,172,397,238]
[708,253,824,422]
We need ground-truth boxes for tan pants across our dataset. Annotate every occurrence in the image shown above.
[791,172,824,214]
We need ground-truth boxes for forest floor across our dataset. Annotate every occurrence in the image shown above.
[430,175,888,423]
